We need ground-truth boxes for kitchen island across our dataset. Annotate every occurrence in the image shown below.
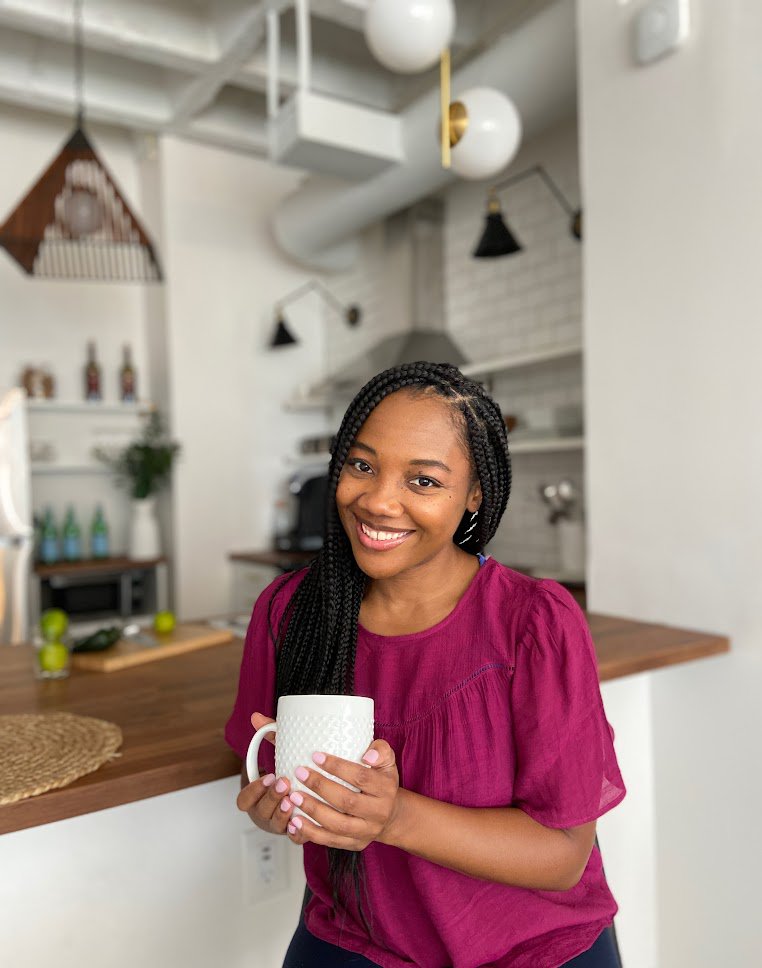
[0,611,729,968]
[0,609,729,835]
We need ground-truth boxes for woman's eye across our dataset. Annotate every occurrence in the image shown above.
[347,458,372,474]
[410,476,440,489]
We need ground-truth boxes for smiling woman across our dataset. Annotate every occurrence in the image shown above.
[336,390,483,591]
[225,362,625,968]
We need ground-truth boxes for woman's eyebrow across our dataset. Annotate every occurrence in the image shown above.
[350,440,376,455]
[350,440,451,473]
[409,458,452,473]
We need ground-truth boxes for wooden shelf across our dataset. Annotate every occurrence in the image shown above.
[34,556,167,579]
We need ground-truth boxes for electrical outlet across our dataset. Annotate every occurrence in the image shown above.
[242,828,290,905]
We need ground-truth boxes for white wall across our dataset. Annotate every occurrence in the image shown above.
[578,2,762,965]
[0,778,306,968]
[158,137,411,620]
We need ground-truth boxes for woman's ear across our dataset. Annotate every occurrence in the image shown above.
[469,482,483,513]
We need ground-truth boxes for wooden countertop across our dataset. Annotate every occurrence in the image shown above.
[0,612,728,836]
[0,639,242,836]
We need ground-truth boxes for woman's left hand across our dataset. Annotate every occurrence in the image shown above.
[284,739,400,851]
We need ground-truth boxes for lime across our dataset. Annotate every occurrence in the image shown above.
[38,641,69,673]
[153,610,176,635]
[40,608,69,642]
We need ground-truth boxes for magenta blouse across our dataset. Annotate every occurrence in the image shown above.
[225,557,626,968]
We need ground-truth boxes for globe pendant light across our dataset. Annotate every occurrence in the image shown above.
[364,0,455,73]
[449,87,522,181]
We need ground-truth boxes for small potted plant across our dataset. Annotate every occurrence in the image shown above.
[95,410,180,559]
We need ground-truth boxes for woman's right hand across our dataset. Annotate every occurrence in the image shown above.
[236,712,295,835]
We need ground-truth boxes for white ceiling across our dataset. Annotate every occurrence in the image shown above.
[0,0,554,156]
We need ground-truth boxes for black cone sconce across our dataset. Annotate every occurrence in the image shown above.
[473,165,582,260]
[269,279,361,349]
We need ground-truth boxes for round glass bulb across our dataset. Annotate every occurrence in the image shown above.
[64,188,102,237]
[365,0,455,73]
[450,87,522,181]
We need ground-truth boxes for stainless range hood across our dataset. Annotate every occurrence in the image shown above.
[317,200,468,397]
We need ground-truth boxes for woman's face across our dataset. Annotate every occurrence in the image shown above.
[335,389,482,581]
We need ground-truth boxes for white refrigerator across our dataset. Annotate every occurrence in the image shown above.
[0,388,33,644]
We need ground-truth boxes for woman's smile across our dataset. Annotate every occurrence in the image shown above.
[355,516,415,552]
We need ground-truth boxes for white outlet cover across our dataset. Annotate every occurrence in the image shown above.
[242,828,290,906]
[634,0,690,65]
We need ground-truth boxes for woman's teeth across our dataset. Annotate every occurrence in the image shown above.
[360,522,408,541]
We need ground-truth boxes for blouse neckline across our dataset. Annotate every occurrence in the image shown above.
[358,555,495,645]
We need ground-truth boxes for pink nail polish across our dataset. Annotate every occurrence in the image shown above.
[275,778,288,793]
[295,766,309,782]
[312,751,326,765]
[280,799,291,813]
[362,749,379,765]
[262,774,275,787]
[287,823,296,835]
[289,791,304,806]
[291,816,303,830]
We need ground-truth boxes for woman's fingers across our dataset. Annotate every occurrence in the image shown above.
[250,711,276,744]
[237,773,295,833]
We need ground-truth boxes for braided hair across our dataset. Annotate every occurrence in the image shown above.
[272,361,512,934]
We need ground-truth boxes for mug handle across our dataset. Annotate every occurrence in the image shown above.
[246,721,278,783]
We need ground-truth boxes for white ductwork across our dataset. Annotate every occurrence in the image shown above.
[271,0,576,271]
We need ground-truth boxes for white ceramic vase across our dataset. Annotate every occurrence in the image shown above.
[128,496,161,560]
[558,518,586,578]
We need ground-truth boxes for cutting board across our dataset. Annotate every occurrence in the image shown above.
[70,623,234,673]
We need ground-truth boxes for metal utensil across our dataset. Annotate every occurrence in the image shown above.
[121,623,158,647]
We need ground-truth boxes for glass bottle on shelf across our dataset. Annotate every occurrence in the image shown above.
[84,341,102,401]
[39,507,59,564]
[90,504,110,559]
[61,506,82,561]
[120,344,136,402]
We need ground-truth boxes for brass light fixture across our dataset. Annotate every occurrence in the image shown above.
[269,279,361,349]
[0,0,162,282]
[473,165,582,259]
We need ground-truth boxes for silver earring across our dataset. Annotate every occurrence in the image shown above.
[457,509,479,545]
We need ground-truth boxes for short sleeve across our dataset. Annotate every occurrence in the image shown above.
[224,570,306,773]
[510,580,626,829]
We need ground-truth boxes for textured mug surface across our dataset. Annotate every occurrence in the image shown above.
[246,695,374,818]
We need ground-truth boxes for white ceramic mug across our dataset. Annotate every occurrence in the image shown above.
[246,694,375,820]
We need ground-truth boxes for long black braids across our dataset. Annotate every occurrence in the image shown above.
[271,361,512,935]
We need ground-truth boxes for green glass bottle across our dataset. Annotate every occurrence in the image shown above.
[90,505,110,559]
[61,506,82,562]
[40,507,59,564]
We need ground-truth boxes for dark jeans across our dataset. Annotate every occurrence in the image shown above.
[282,918,622,968]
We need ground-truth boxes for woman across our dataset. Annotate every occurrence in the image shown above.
[226,362,626,968]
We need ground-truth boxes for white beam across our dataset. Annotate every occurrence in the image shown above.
[169,4,267,128]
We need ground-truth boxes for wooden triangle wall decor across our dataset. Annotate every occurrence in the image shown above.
[0,127,162,282]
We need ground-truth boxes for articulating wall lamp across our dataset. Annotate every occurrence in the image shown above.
[269,279,362,348]
[473,165,582,259]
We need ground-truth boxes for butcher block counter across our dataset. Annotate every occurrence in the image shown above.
[0,611,729,836]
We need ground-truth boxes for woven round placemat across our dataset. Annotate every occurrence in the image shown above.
[0,712,123,806]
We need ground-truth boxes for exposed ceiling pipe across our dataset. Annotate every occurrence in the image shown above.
[271,0,576,271]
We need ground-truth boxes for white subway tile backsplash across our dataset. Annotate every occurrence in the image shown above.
[444,120,583,574]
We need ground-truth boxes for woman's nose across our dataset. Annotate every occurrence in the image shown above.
[358,475,403,516]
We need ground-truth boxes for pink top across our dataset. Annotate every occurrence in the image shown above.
[225,558,626,968]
